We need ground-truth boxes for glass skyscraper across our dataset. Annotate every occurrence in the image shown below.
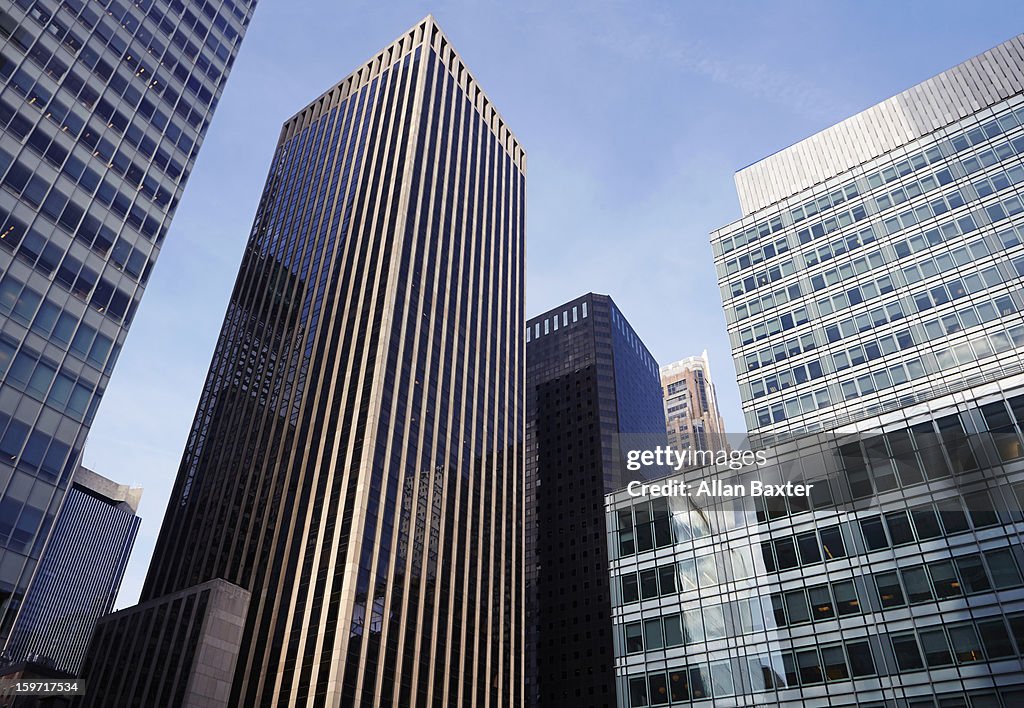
[0,0,256,647]
[82,16,526,707]
[525,293,665,707]
[5,465,140,675]
[609,35,1024,708]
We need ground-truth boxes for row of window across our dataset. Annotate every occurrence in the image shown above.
[731,281,800,322]
[525,301,588,341]
[722,235,790,275]
[873,165,955,212]
[2,74,180,210]
[728,258,796,298]
[0,272,116,371]
[627,610,1024,707]
[729,161,1024,356]
[0,409,76,485]
[626,637,877,706]
[737,304,809,346]
[10,10,195,170]
[802,223,877,268]
[879,187,967,237]
[874,548,1021,610]
[753,294,1022,425]
[718,101,1024,262]
[53,0,232,123]
[742,331,818,373]
[749,359,824,399]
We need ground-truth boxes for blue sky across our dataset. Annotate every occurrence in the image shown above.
[82,2,1024,607]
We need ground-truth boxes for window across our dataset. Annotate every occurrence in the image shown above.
[704,605,726,640]
[875,571,905,608]
[640,569,659,599]
[985,548,1023,589]
[796,649,823,685]
[710,660,734,697]
[819,526,846,559]
[929,560,962,599]
[821,645,849,681]
[647,672,671,704]
[891,633,923,671]
[628,677,647,707]
[657,565,677,595]
[625,622,644,654]
[644,619,663,651]
[621,574,639,603]
[784,589,810,624]
[696,554,719,586]
[796,531,822,565]
[860,516,889,550]
[684,609,704,643]
[956,555,992,594]
[911,506,942,540]
[833,580,860,616]
[902,566,934,604]
[977,618,1016,659]
[919,628,953,666]
[846,641,875,677]
[808,585,834,621]
[663,614,684,648]
[885,510,916,544]
[948,623,984,663]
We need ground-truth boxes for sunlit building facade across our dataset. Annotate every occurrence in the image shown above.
[660,353,728,457]
[611,34,1024,708]
[80,16,525,707]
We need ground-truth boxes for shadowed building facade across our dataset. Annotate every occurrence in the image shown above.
[525,293,665,707]
[80,16,525,707]
[0,0,256,647]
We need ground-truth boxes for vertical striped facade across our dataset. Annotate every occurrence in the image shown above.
[5,465,139,675]
[137,16,525,706]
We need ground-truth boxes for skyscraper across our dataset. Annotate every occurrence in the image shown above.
[0,0,256,645]
[81,16,525,707]
[609,35,1024,708]
[5,465,140,675]
[660,352,728,457]
[525,293,665,707]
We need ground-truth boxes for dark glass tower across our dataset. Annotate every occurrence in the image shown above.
[87,16,525,707]
[525,293,665,707]
[0,0,256,645]
[5,465,140,674]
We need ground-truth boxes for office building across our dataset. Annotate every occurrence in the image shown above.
[81,16,525,707]
[526,293,665,707]
[77,578,249,708]
[5,465,139,675]
[610,35,1024,708]
[0,0,256,646]
[660,353,728,456]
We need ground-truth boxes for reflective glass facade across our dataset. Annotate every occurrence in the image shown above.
[608,34,1024,708]
[91,17,526,706]
[608,386,1024,707]
[526,293,665,707]
[0,0,255,644]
